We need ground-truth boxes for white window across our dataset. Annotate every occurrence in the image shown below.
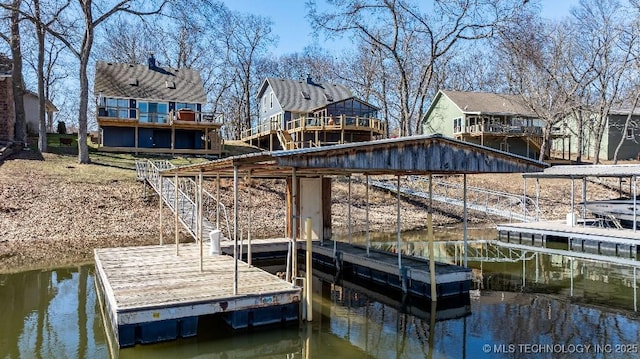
[270,93,274,109]
[626,128,634,139]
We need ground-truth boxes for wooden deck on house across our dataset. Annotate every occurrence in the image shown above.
[95,243,301,349]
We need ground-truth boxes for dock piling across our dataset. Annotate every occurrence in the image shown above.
[305,217,313,321]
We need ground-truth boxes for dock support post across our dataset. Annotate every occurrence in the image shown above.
[428,174,437,301]
[634,267,637,312]
[570,258,574,297]
[198,169,203,272]
[292,167,298,280]
[523,177,527,222]
[582,178,586,227]
[366,175,370,257]
[159,174,164,245]
[233,165,239,295]
[248,170,252,266]
[570,177,575,227]
[634,176,637,232]
[535,178,540,221]
[216,173,220,230]
[397,175,402,273]
[175,173,179,255]
[463,174,468,267]
[305,217,313,321]
[348,175,352,244]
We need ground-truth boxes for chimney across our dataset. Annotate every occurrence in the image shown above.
[306,74,312,85]
[148,53,156,70]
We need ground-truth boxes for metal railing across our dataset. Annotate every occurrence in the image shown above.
[370,176,542,222]
[136,160,232,242]
[455,124,544,136]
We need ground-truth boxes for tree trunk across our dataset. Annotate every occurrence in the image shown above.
[35,0,47,152]
[10,0,27,145]
[77,25,92,164]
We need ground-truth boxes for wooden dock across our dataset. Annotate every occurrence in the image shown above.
[94,244,301,349]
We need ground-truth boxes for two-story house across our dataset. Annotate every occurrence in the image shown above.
[242,76,386,150]
[423,90,547,159]
[94,57,223,155]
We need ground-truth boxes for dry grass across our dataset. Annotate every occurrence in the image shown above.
[0,147,632,274]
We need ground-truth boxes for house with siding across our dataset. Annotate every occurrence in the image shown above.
[24,91,57,134]
[242,76,386,150]
[556,109,640,161]
[94,57,223,155]
[423,90,549,159]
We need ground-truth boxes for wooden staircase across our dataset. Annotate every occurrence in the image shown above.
[525,136,543,151]
[276,129,297,150]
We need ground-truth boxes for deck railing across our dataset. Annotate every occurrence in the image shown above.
[242,115,386,139]
[97,107,223,126]
[455,124,544,136]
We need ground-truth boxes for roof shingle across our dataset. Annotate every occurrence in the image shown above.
[260,77,352,113]
[442,90,535,116]
[94,61,206,104]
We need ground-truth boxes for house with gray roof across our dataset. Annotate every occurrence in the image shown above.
[242,76,386,150]
[423,89,550,159]
[94,56,223,155]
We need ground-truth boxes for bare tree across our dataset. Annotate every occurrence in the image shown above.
[0,0,27,145]
[17,0,168,163]
[309,0,529,136]
[572,0,633,164]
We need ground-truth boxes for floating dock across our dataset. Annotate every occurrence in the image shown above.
[309,241,472,299]
[497,221,640,256]
[94,244,301,349]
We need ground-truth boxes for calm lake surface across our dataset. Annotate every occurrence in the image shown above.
[2,228,640,358]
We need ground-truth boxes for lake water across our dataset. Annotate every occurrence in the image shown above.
[2,228,640,358]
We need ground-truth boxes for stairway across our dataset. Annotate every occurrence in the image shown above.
[136,160,231,243]
[276,129,297,150]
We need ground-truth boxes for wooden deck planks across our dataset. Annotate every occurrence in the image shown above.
[95,244,297,311]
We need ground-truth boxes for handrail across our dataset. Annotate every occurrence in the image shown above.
[242,115,386,139]
[136,159,232,242]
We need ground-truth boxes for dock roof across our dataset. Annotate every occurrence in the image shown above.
[163,134,547,178]
[522,164,640,179]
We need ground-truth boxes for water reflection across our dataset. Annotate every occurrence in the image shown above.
[2,228,640,358]
[0,266,108,359]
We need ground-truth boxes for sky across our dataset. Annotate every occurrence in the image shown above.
[222,0,582,56]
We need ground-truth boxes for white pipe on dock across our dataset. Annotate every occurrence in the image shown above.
[305,217,313,321]
[233,165,239,295]
[523,177,527,222]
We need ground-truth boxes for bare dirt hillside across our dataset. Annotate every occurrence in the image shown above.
[0,151,625,273]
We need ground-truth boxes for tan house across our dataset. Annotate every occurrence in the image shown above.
[423,90,549,159]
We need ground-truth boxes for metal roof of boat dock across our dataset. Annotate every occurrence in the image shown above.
[162,134,548,177]
[522,164,640,179]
